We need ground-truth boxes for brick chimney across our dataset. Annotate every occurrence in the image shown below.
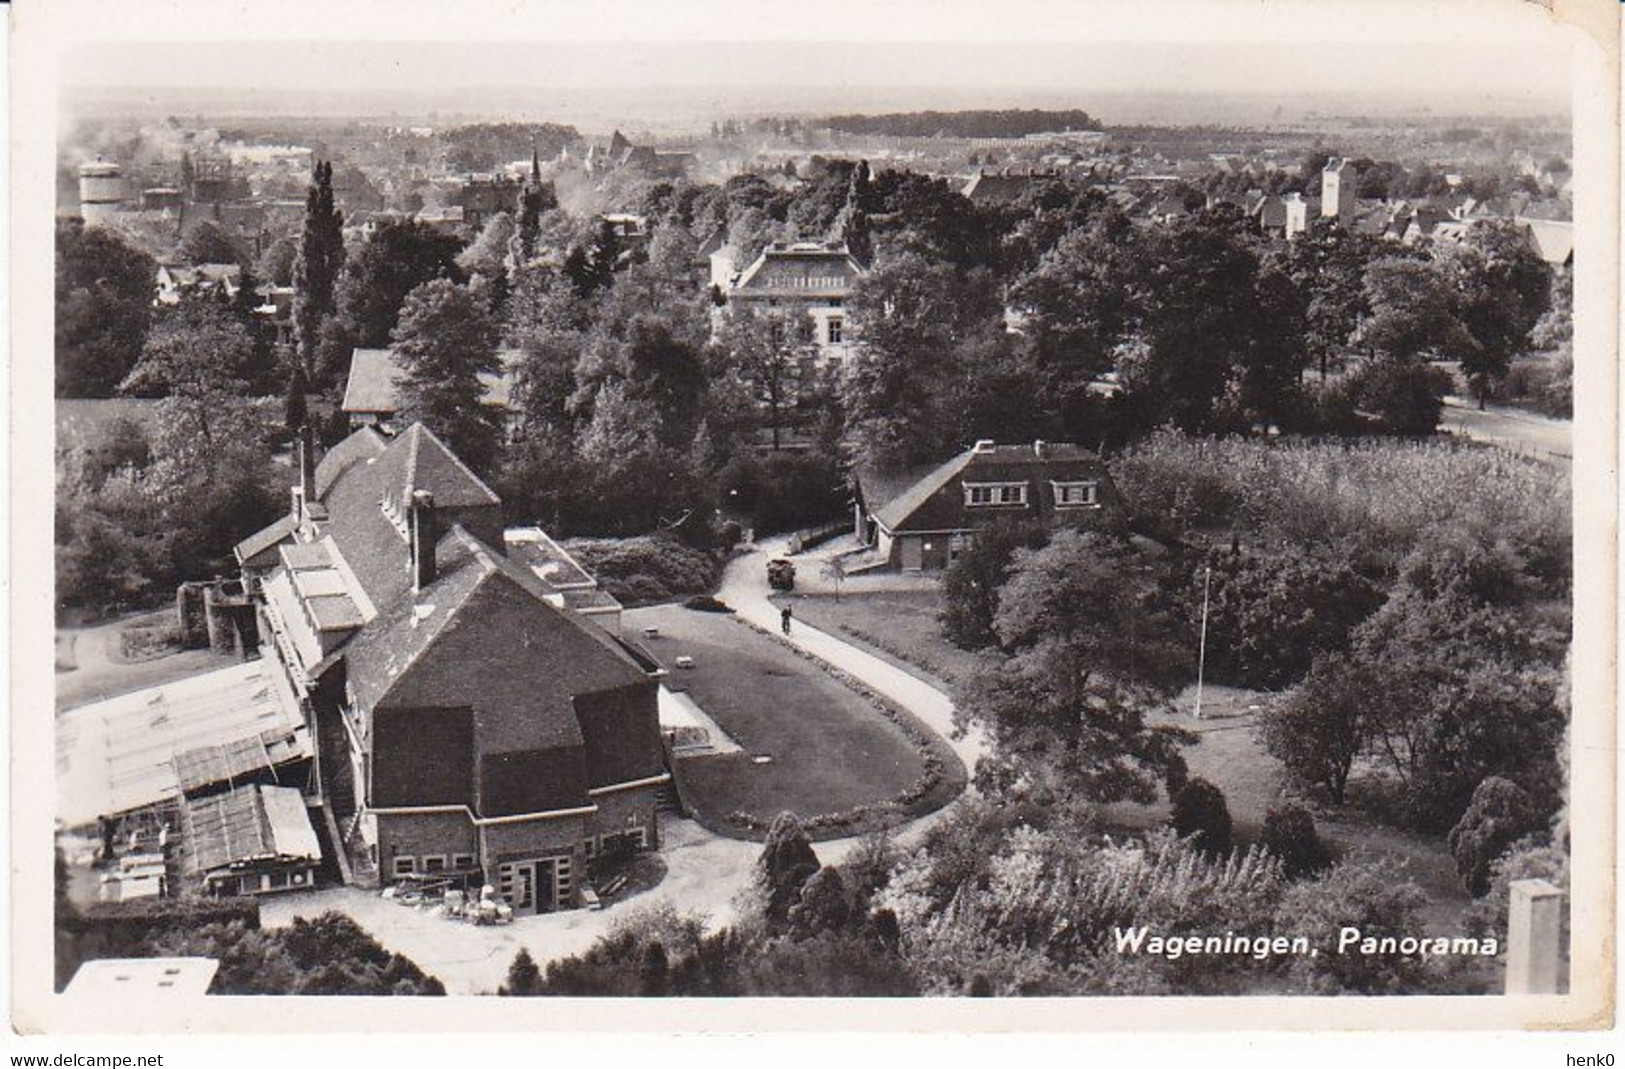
[297,424,316,512]
[410,490,437,591]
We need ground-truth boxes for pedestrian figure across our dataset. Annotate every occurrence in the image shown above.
[781,605,793,635]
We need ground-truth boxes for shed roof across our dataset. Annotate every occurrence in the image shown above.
[56,661,310,827]
[181,785,320,876]
[342,348,522,416]
[64,958,219,998]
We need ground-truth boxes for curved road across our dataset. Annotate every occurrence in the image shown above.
[263,537,986,993]
[717,535,988,773]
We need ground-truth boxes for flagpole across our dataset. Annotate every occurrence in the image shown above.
[1194,564,1211,720]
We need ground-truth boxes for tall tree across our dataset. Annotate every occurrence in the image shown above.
[56,219,157,397]
[1116,214,1263,434]
[334,218,465,349]
[293,160,346,371]
[958,531,1193,805]
[1440,220,1553,407]
[841,250,1003,467]
[717,307,814,450]
[391,279,502,473]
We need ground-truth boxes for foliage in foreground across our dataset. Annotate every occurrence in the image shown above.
[1110,428,1569,588]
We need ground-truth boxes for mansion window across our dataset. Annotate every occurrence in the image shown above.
[827,317,844,345]
[393,856,416,877]
[964,482,1029,507]
[1053,480,1100,508]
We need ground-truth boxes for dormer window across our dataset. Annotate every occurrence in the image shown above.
[965,482,1028,508]
[1053,480,1100,508]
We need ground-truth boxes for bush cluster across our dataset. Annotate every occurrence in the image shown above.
[562,534,721,606]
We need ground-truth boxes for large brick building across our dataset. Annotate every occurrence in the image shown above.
[236,423,667,913]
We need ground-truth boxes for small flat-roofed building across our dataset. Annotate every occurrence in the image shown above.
[64,958,219,998]
[504,528,625,634]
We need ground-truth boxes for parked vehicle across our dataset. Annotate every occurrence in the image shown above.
[767,558,797,591]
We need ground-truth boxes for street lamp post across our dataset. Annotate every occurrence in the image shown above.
[1194,564,1212,720]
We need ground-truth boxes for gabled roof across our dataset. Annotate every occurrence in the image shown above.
[181,784,320,876]
[340,348,402,414]
[732,242,866,296]
[394,422,502,509]
[317,423,502,608]
[341,526,660,795]
[1517,217,1574,266]
[341,347,523,416]
[870,452,981,532]
[866,442,1110,533]
[314,425,388,499]
[234,513,298,566]
[56,660,310,827]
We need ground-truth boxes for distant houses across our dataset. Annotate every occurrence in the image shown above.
[724,241,868,362]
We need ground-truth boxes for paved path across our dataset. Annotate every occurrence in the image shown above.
[56,613,236,712]
[1440,396,1572,463]
[719,536,987,772]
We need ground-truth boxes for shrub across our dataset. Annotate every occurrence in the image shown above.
[563,533,720,606]
[717,451,847,535]
[1184,547,1384,688]
[499,948,542,996]
[1347,358,1453,436]
[1275,859,1434,994]
[939,519,1050,650]
[1169,777,1233,856]
[1462,835,1569,943]
[1448,777,1545,897]
[758,813,821,925]
[1261,804,1333,879]
[1109,428,1567,585]
[1259,655,1377,805]
[682,594,733,613]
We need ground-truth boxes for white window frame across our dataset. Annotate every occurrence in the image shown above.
[451,853,477,871]
[392,855,416,877]
[1052,480,1101,508]
[826,317,844,344]
[964,481,1029,508]
[421,854,447,874]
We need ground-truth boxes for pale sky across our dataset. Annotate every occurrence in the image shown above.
[43,0,1577,126]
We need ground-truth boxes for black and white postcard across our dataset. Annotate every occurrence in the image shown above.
[9,0,1618,1038]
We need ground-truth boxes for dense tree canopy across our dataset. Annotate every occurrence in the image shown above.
[391,279,502,473]
[56,220,157,397]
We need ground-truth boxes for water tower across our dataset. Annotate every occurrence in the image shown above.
[78,156,126,226]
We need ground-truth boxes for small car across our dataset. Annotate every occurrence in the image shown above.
[766,558,797,591]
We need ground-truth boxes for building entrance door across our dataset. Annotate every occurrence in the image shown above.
[900,537,923,571]
[498,858,561,914]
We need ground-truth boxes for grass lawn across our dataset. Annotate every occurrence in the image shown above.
[773,589,999,692]
[628,603,964,841]
[1103,684,1470,932]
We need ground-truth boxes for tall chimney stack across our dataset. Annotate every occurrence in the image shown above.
[297,424,316,515]
[410,490,438,591]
